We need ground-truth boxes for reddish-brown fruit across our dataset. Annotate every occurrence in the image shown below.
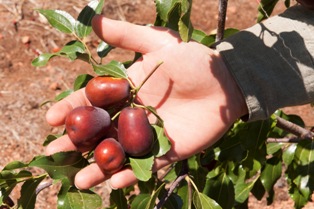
[94,138,126,174]
[85,76,130,109]
[118,107,154,157]
[65,106,111,152]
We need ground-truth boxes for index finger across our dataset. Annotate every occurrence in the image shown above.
[46,88,90,126]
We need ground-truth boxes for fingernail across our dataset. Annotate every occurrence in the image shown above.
[108,179,118,190]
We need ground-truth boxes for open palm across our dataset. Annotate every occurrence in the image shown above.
[45,15,247,189]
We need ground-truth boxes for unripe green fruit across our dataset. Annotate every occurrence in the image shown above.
[85,76,130,110]
[65,106,111,152]
[118,107,154,157]
[94,138,126,174]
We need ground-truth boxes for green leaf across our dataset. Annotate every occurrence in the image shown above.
[283,144,297,166]
[110,189,128,209]
[31,53,55,67]
[0,170,33,189]
[93,61,128,78]
[132,183,165,209]
[73,74,94,91]
[177,182,192,209]
[178,0,193,42]
[290,140,314,200]
[17,175,46,209]
[234,176,259,204]
[60,187,102,209]
[75,0,105,38]
[55,89,74,101]
[152,125,171,157]
[37,9,75,33]
[193,192,221,209]
[2,161,29,171]
[203,171,234,209]
[97,41,114,58]
[260,156,282,192]
[130,194,151,209]
[57,178,72,209]
[191,29,215,47]
[43,134,62,146]
[129,155,154,182]
[58,40,88,61]
[29,151,89,185]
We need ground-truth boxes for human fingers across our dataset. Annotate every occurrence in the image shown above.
[45,88,90,126]
[74,164,136,190]
[91,15,178,54]
[45,135,77,155]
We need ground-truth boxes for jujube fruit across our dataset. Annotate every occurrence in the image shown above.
[85,76,130,109]
[94,138,126,174]
[65,106,111,152]
[118,107,154,157]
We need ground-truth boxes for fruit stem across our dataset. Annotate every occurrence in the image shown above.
[135,61,163,94]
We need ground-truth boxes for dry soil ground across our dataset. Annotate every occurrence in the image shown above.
[0,0,314,208]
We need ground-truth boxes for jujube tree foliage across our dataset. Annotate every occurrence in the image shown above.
[1,0,314,209]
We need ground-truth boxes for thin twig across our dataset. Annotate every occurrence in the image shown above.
[216,0,228,42]
[267,136,311,143]
[155,160,189,209]
[36,181,53,195]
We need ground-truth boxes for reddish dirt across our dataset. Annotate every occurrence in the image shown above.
[0,0,313,208]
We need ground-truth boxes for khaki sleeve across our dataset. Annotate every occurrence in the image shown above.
[215,5,314,121]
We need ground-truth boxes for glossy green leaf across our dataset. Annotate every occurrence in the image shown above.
[193,191,221,209]
[283,144,297,166]
[97,41,114,58]
[130,194,151,209]
[260,156,282,192]
[152,125,171,157]
[93,61,128,78]
[266,143,282,155]
[203,171,234,209]
[75,0,104,38]
[73,74,93,91]
[55,89,74,101]
[234,176,259,204]
[37,9,75,33]
[177,182,192,209]
[31,53,55,67]
[17,175,46,209]
[57,178,71,209]
[58,40,87,61]
[110,189,128,209]
[60,187,102,209]
[29,151,89,184]
[129,155,154,181]
[291,140,314,199]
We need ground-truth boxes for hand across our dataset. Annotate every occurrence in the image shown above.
[45,15,248,190]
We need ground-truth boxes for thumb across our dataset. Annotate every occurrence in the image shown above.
[91,15,178,54]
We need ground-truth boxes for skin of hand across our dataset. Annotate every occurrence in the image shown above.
[45,15,248,190]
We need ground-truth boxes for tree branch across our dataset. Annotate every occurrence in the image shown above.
[216,0,228,42]
[155,160,189,209]
[275,116,314,140]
